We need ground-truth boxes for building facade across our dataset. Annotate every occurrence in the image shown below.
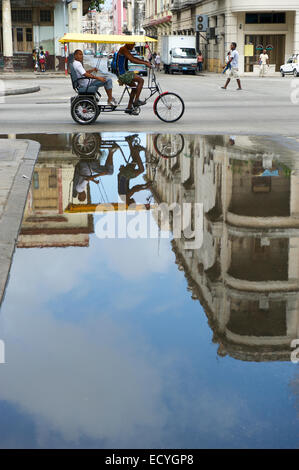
[0,0,83,71]
[171,0,299,73]
[112,0,127,35]
[143,0,172,52]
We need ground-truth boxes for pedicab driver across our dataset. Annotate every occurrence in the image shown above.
[116,43,152,114]
[72,49,117,106]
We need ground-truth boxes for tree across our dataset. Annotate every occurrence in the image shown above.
[88,0,105,12]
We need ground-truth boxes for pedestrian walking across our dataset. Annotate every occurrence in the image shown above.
[155,52,161,72]
[197,51,203,72]
[221,42,242,90]
[259,49,269,77]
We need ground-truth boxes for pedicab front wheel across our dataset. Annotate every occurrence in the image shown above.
[153,92,185,123]
[71,97,99,125]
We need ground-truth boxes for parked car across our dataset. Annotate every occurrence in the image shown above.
[280,55,299,77]
[128,56,148,76]
[84,49,94,56]
[95,51,108,57]
[107,53,114,71]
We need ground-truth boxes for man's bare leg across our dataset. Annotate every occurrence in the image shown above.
[127,87,137,109]
[237,79,242,90]
[222,78,231,89]
[133,76,144,103]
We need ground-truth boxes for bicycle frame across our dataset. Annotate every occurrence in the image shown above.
[94,67,163,114]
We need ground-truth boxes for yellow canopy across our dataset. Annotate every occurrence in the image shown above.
[65,203,157,214]
[59,33,157,45]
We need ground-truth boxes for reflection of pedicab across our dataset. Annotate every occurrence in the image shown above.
[72,132,185,160]
[59,33,185,125]
[67,132,156,214]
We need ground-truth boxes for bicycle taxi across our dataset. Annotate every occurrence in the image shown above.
[59,33,185,125]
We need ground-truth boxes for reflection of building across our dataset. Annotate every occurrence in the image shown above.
[171,0,299,73]
[17,134,94,249]
[147,134,299,361]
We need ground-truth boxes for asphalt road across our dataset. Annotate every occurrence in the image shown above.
[1,71,299,136]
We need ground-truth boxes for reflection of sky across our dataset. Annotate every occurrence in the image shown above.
[0,232,299,449]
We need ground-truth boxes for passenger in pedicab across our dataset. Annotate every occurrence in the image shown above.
[73,49,117,106]
[73,143,119,202]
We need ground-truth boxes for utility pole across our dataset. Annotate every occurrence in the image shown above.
[2,0,14,72]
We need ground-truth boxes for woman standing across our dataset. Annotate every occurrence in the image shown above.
[155,53,161,72]
[197,51,203,72]
[39,47,46,72]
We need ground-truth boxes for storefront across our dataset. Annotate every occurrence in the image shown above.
[171,0,299,74]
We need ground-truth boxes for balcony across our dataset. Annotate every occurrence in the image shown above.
[171,0,203,11]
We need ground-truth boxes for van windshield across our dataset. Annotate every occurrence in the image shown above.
[172,47,197,59]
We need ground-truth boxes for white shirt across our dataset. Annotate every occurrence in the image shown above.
[230,50,239,68]
[72,59,89,87]
[75,161,93,193]
[260,53,269,65]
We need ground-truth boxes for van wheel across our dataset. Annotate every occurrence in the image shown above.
[281,70,285,77]
[294,69,299,77]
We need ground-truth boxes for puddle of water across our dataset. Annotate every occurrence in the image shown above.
[0,132,299,449]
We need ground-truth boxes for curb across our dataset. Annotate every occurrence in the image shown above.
[0,140,40,307]
[2,86,40,96]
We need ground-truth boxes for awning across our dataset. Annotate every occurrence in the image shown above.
[59,33,157,45]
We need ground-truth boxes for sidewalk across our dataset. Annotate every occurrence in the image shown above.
[0,71,67,79]
[0,139,40,305]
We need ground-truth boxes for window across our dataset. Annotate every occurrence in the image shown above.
[26,28,32,42]
[12,10,32,22]
[245,12,285,24]
[49,170,57,189]
[40,10,51,23]
[259,13,272,24]
[33,172,39,190]
[16,28,23,42]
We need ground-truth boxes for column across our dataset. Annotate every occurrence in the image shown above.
[225,11,238,53]
[2,0,14,72]
[294,10,299,54]
[127,0,133,34]
[218,14,225,71]
[68,0,83,53]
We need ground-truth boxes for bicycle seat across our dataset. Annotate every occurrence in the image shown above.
[78,85,98,94]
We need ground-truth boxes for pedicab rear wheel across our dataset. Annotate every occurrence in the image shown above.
[72,133,101,158]
[71,97,99,125]
[153,92,185,123]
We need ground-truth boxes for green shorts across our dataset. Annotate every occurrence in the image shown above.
[118,71,135,85]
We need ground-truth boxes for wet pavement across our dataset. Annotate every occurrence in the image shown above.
[0,132,299,448]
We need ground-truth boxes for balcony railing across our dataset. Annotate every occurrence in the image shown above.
[171,0,202,10]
